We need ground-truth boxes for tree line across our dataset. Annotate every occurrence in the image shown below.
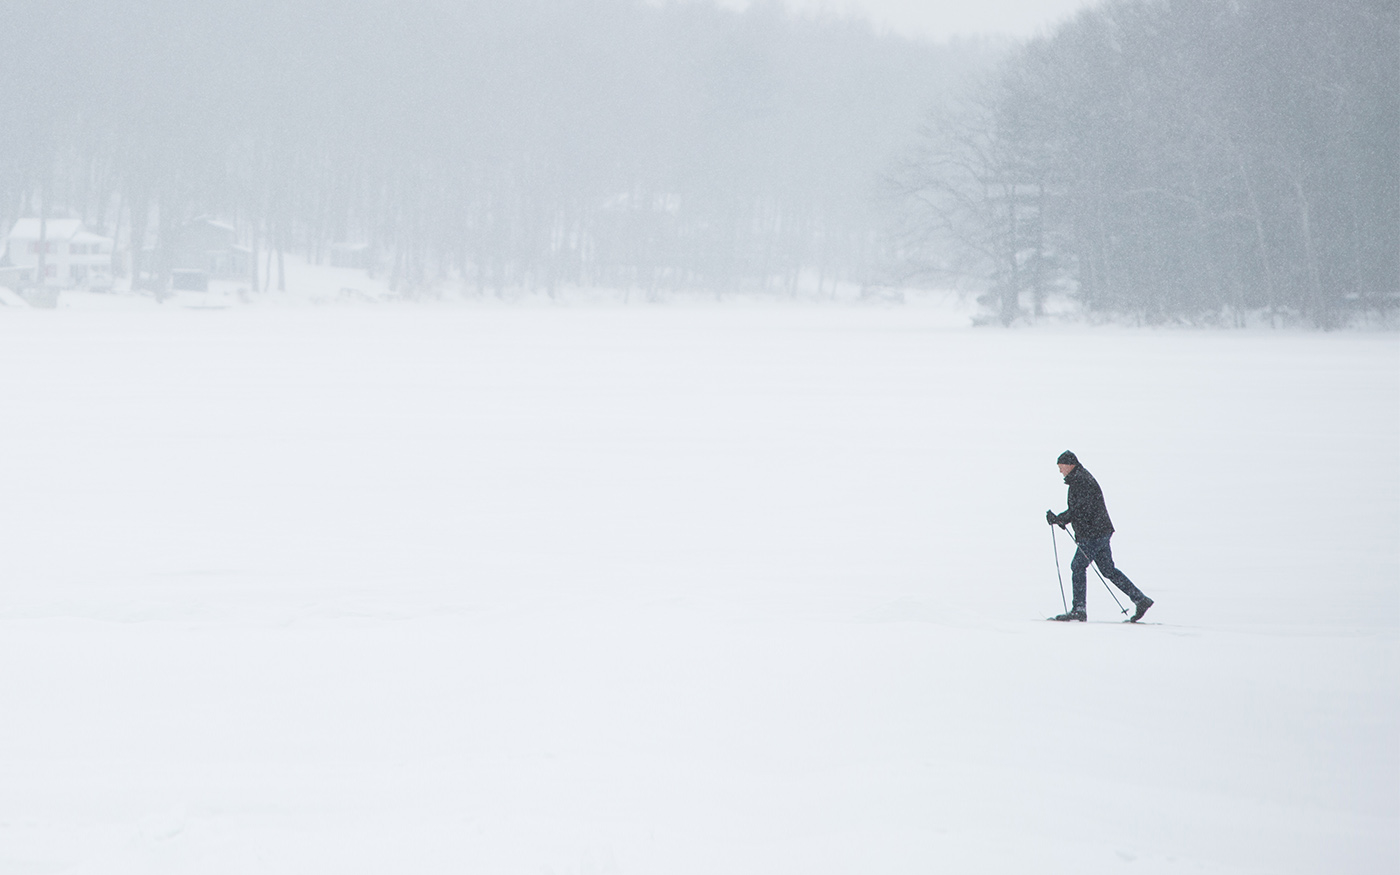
[0,0,986,299]
[3,0,1392,323]
[894,0,1398,326]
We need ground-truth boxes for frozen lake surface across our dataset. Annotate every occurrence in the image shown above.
[0,304,1395,874]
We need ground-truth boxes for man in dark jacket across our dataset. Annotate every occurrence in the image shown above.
[1046,451,1154,622]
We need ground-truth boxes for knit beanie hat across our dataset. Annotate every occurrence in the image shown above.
[1057,451,1079,466]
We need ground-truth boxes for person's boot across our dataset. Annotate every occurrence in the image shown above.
[1129,596,1154,623]
[1051,607,1086,622]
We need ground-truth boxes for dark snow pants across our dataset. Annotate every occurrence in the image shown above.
[1070,535,1148,610]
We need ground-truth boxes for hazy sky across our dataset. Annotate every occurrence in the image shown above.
[719,0,1097,40]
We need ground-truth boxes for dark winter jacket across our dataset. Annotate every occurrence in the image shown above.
[1052,465,1115,541]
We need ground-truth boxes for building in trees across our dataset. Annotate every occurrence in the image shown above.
[171,217,252,279]
[3,218,114,288]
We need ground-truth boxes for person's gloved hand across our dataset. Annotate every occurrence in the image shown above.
[1046,509,1058,526]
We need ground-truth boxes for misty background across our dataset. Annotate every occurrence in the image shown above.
[1,0,1395,324]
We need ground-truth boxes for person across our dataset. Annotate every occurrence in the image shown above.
[1045,451,1154,622]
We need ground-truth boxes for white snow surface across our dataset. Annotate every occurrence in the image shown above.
[0,300,1395,874]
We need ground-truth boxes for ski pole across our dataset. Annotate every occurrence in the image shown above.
[1050,524,1068,613]
[1056,524,1129,615]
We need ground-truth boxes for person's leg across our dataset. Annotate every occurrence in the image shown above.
[1093,539,1150,606]
[1069,543,1090,612]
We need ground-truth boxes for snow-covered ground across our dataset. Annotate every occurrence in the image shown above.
[0,297,1395,874]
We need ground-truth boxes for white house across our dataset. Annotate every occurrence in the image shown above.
[3,218,114,288]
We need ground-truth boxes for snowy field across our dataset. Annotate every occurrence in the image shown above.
[0,298,1395,874]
